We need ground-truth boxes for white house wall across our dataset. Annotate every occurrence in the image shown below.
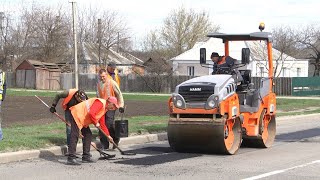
[251,60,309,77]
[170,38,309,77]
[173,61,210,76]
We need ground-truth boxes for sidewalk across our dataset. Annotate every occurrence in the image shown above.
[0,133,167,164]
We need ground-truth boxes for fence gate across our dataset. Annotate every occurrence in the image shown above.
[292,77,320,96]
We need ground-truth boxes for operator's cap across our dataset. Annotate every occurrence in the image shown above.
[108,61,117,68]
[211,52,219,58]
[107,96,119,108]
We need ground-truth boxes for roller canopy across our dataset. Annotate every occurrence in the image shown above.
[207,32,272,42]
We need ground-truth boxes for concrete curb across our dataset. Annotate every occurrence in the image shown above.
[0,132,168,164]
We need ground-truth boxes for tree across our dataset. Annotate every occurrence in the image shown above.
[0,11,14,71]
[249,26,305,77]
[161,7,219,58]
[143,7,220,61]
[142,30,167,60]
[270,26,299,77]
[295,25,320,76]
[77,7,130,66]
[10,4,71,65]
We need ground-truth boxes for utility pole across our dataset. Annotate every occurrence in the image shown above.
[70,1,78,89]
[98,18,102,66]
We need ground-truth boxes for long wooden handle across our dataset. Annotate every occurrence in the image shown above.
[35,95,71,126]
[96,126,124,154]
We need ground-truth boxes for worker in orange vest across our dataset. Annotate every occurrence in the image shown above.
[67,96,119,165]
[210,52,237,74]
[50,89,88,148]
[97,68,124,150]
[107,61,121,86]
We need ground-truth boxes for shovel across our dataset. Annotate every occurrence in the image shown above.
[90,141,116,159]
[97,126,136,156]
[35,95,116,159]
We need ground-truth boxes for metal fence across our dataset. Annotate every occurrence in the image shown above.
[6,72,318,96]
[292,77,320,96]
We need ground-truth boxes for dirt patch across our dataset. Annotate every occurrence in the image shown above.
[2,96,168,128]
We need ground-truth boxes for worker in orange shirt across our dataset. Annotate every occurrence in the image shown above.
[67,97,119,165]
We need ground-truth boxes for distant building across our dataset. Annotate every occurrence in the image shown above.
[60,42,144,75]
[169,38,309,77]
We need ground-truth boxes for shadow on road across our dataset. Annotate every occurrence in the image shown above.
[114,152,202,166]
[121,146,173,155]
[276,128,320,142]
[39,150,67,165]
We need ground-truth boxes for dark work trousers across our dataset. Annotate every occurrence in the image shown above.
[65,109,72,148]
[99,110,119,149]
[68,115,92,159]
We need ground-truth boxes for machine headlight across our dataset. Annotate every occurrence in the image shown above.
[176,100,183,107]
[172,93,186,109]
[205,95,219,110]
[208,100,215,108]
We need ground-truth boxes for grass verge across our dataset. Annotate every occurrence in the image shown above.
[0,116,168,153]
[7,89,169,101]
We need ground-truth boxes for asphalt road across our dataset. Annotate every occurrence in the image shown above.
[1,114,320,180]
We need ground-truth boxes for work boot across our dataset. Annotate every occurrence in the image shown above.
[82,157,95,163]
[67,158,81,165]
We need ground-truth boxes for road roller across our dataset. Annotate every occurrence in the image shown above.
[167,31,277,155]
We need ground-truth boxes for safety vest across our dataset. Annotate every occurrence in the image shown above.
[218,56,226,65]
[61,89,78,110]
[70,98,106,130]
[0,72,5,101]
[107,68,120,87]
[97,79,115,100]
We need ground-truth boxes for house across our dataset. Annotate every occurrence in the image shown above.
[15,60,61,90]
[169,38,309,77]
[61,42,144,75]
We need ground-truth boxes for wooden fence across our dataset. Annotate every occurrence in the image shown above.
[59,74,293,95]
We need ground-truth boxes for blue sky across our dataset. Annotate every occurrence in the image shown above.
[1,0,319,46]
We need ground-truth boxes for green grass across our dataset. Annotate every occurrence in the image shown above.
[123,94,169,101]
[0,116,168,153]
[277,109,320,116]
[276,98,320,111]
[128,116,168,135]
[0,122,66,153]
[7,89,61,97]
[7,88,170,101]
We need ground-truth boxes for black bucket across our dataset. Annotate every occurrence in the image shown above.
[115,120,128,137]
